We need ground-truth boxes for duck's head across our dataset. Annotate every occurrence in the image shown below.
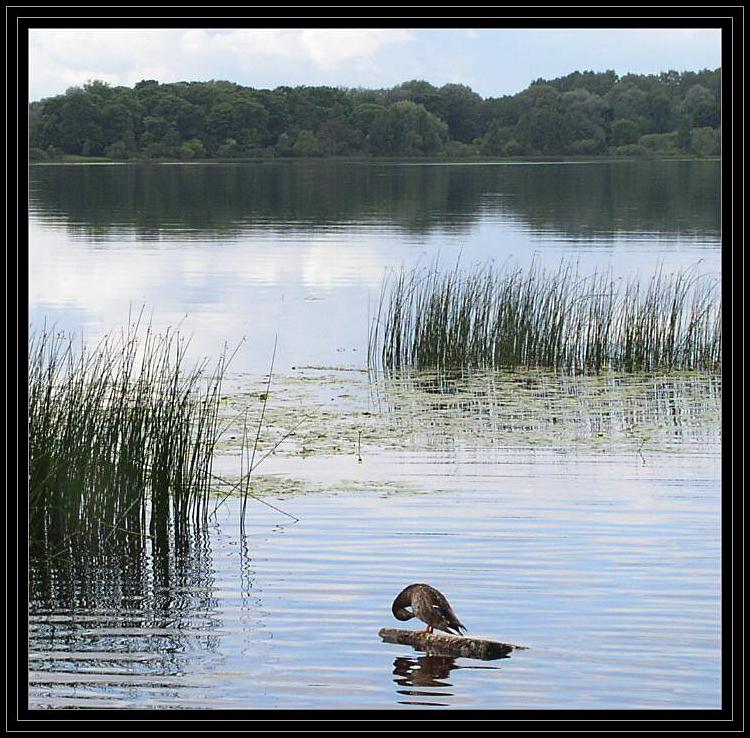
[392,585,416,621]
[392,602,414,621]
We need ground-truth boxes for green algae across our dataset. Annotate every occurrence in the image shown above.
[211,366,721,497]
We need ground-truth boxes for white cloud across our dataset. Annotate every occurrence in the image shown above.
[298,28,413,70]
[29,28,415,99]
[179,28,210,53]
[27,27,721,102]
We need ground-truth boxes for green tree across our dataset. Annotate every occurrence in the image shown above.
[140,115,179,158]
[54,88,104,153]
[317,118,365,156]
[28,68,722,162]
[275,132,293,156]
[539,69,618,97]
[502,139,529,157]
[605,82,648,123]
[516,107,572,154]
[351,103,386,132]
[216,137,242,158]
[644,93,674,133]
[291,129,322,157]
[638,131,679,153]
[676,116,692,151]
[479,123,515,155]
[690,127,720,156]
[180,138,206,160]
[369,100,448,156]
[683,84,720,128]
[610,118,641,146]
[482,95,522,129]
[105,140,131,159]
[516,83,560,112]
[388,80,442,112]
[436,83,484,142]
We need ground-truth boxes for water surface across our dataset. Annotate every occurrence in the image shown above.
[27,159,722,710]
[29,448,720,710]
[29,159,721,372]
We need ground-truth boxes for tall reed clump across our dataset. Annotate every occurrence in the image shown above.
[29,317,231,550]
[368,260,721,374]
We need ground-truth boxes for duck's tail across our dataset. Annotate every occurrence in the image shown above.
[438,617,466,636]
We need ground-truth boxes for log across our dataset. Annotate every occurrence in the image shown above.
[378,628,526,661]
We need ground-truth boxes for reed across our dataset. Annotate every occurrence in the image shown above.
[368,260,721,373]
[29,315,233,550]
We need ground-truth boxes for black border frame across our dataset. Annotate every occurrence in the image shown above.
[6,7,744,731]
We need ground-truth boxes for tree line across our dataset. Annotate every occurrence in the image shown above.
[29,68,721,161]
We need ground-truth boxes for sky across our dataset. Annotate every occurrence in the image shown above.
[28,27,723,102]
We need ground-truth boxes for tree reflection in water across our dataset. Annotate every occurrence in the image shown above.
[29,159,720,243]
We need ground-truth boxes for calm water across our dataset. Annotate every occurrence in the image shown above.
[29,159,721,372]
[27,159,722,710]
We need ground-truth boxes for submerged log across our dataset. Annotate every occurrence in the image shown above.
[378,628,526,661]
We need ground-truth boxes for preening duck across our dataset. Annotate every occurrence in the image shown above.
[391,583,467,635]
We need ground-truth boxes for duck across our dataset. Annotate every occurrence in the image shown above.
[391,583,467,635]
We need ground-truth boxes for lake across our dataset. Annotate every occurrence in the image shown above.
[28,159,722,710]
[29,159,721,372]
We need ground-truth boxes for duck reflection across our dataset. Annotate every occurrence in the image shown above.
[394,654,457,688]
[391,653,508,706]
[392,654,458,705]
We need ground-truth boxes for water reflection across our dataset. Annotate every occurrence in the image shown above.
[28,474,721,710]
[394,654,457,686]
[372,370,722,455]
[393,654,457,705]
[29,160,720,242]
[26,158,722,709]
[392,655,505,707]
[28,160,721,374]
[29,515,223,707]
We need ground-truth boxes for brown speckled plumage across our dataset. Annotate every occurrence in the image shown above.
[391,583,466,635]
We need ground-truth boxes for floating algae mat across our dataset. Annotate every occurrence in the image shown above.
[211,367,721,496]
[372,369,722,455]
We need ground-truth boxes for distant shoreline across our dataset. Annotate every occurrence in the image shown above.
[30,153,721,165]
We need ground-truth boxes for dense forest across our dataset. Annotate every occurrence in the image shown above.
[29,68,721,161]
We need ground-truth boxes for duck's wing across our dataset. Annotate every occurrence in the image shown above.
[429,590,467,635]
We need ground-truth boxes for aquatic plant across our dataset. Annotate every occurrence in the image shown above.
[368,260,721,373]
[28,315,234,550]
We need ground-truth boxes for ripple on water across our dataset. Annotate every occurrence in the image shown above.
[29,446,720,710]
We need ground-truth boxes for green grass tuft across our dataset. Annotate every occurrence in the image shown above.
[29,314,234,549]
[368,260,721,373]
